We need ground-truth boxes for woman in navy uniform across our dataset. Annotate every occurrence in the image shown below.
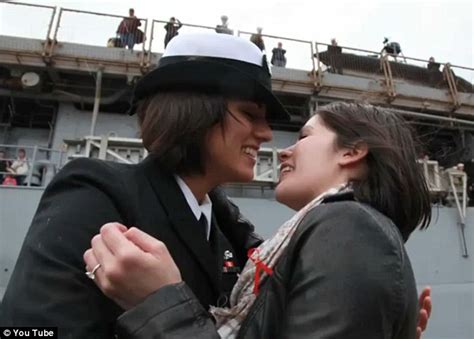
[0,33,289,338]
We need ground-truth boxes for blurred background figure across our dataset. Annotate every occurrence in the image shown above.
[116,8,142,50]
[0,149,10,182]
[6,148,28,185]
[382,37,406,62]
[250,27,265,51]
[164,17,182,48]
[215,15,233,35]
[271,42,287,67]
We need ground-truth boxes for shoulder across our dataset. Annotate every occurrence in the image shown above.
[302,200,400,235]
[48,158,140,197]
[294,201,404,258]
[56,158,130,180]
[274,200,416,338]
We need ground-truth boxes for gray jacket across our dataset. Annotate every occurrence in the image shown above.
[116,194,419,339]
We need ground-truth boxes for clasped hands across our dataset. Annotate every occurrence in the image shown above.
[83,223,182,310]
[84,223,431,339]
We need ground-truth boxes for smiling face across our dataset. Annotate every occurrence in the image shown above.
[204,100,272,184]
[275,115,355,210]
[18,149,26,159]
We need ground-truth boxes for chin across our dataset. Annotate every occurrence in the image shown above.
[228,168,254,183]
[275,182,294,210]
[276,181,307,211]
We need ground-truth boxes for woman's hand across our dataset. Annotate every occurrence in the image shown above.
[416,286,432,339]
[83,223,182,310]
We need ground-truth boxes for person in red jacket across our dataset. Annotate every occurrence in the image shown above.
[116,8,141,50]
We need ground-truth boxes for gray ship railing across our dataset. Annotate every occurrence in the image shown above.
[61,135,467,191]
[0,138,469,256]
[1,1,472,111]
[62,135,471,256]
[0,144,66,188]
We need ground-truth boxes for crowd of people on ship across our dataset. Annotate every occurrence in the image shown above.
[110,10,289,68]
[109,8,464,90]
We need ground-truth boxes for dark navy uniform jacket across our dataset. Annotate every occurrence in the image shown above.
[0,156,262,338]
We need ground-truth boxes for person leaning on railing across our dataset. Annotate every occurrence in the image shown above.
[215,15,234,35]
[116,8,142,51]
[270,42,287,67]
[250,27,265,52]
[164,17,182,48]
[6,148,29,185]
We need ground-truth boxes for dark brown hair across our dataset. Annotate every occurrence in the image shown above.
[318,102,431,240]
[136,91,227,175]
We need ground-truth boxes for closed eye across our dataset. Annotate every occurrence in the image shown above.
[298,134,308,141]
[298,126,313,141]
[243,111,256,120]
[243,111,267,122]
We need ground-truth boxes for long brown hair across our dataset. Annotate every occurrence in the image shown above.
[318,102,431,240]
[136,91,227,175]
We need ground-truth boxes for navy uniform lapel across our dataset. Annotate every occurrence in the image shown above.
[140,156,219,292]
[210,214,241,306]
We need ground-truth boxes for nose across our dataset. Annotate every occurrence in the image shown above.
[254,120,273,143]
[278,146,294,162]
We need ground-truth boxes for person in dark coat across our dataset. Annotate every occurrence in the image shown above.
[250,27,265,51]
[271,42,286,67]
[87,102,433,339]
[0,149,9,181]
[0,33,289,338]
[215,15,233,35]
[164,17,182,48]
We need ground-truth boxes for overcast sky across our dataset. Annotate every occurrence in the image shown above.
[0,0,472,79]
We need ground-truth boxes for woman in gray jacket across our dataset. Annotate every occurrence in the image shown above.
[86,103,432,338]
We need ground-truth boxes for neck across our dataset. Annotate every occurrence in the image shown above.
[180,174,216,204]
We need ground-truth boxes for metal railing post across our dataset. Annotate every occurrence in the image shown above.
[89,69,103,136]
[448,172,469,257]
[98,135,108,160]
[272,147,279,183]
[443,63,460,110]
[42,6,57,58]
[381,54,396,100]
[314,42,322,89]
[147,20,156,66]
[309,41,316,79]
[48,7,63,57]
[140,18,148,70]
[26,145,38,187]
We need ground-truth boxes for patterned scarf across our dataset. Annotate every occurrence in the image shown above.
[210,184,349,338]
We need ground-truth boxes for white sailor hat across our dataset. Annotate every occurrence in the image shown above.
[129,33,289,121]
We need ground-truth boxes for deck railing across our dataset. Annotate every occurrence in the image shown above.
[0,1,56,43]
[0,144,66,188]
[1,2,473,108]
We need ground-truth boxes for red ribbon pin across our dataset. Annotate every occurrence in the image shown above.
[247,248,273,295]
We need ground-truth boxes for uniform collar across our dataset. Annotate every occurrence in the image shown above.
[174,175,213,240]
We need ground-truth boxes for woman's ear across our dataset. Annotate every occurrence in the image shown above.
[339,142,368,167]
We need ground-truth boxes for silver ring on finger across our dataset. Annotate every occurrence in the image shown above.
[85,263,101,280]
